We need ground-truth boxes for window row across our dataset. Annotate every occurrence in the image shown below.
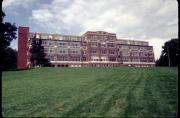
[44,49,81,54]
[88,34,116,40]
[122,52,153,57]
[123,58,154,62]
[119,40,148,46]
[91,58,116,61]
[38,34,83,40]
[121,45,152,50]
[90,42,116,47]
[42,41,81,47]
[91,49,116,54]
[46,56,81,61]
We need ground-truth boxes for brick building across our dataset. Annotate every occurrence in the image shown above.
[17,26,155,68]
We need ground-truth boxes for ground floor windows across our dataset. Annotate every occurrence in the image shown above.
[109,57,116,61]
[57,65,69,67]
[82,57,87,61]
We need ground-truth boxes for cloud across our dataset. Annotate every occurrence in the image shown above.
[31,9,53,23]
[27,0,177,59]
[2,0,36,8]
[146,38,167,60]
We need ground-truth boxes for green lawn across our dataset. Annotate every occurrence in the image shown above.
[2,67,178,117]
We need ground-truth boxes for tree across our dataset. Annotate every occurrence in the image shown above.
[0,0,17,71]
[30,37,51,67]
[2,47,17,70]
[156,38,178,66]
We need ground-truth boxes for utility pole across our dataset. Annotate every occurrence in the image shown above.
[167,46,171,67]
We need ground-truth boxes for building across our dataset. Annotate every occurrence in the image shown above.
[17,26,155,68]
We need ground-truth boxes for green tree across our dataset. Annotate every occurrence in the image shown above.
[156,38,178,66]
[0,0,17,71]
[30,37,51,67]
[2,47,17,70]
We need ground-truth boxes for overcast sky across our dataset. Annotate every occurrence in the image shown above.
[3,0,178,59]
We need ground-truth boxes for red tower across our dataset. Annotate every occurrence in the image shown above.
[17,27,29,69]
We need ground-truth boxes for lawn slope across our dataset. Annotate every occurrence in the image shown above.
[2,67,178,117]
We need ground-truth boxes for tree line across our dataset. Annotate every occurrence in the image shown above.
[156,38,178,67]
[1,0,17,71]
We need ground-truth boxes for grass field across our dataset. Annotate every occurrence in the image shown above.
[2,67,178,117]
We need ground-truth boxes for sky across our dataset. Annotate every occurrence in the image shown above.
[2,0,178,60]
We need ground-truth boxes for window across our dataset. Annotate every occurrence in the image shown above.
[132,52,139,56]
[143,42,148,46]
[70,42,80,47]
[140,46,147,50]
[70,50,80,54]
[127,41,130,44]
[140,59,147,62]
[71,57,80,61]
[93,59,99,61]
[140,52,147,57]
[101,43,106,47]
[99,36,103,40]
[50,56,54,61]
[149,58,154,62]
[134,41,139,45]
[59,49,68,54]
[101,50,106,54]
[108,36,113,40]
[49,49,54,53]
[108,43,115,47]
[92,35,98,40]
[58,42,67,46]
[57,56,68,61]
[42,41,47,45]
[83,50,86,55]
[49,41,54,45]
[91,56,99,61]
[62,57,68,61]
[123,57,130,62]
[101,57,107,61]
[109,50,116,55]
[131,46,139,50]
[121,45,129,49]
[91,49,97,54]
[82,57,86,61]
[122,51,130,56]
[132,58,140,62]
[91,42,98,47]
[147,47,153,50]
[103,36,107,40]
[109,57,116,61]
[148,53,153,57]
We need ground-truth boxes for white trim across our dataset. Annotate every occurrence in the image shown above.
[123,62,155,65]
[50,61,120,64]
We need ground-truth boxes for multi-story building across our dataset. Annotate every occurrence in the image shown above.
[17,26,155,68]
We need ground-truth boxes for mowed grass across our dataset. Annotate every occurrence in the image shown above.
[2,67,178,117]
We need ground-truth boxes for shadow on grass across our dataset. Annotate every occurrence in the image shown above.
[3,68,34,71]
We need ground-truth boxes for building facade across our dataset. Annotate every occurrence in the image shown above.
[18,26,155,68]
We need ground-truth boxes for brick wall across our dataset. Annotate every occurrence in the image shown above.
[17,27,29,68]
